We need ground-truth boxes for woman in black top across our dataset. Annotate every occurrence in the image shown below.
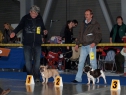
[64,20,73,71]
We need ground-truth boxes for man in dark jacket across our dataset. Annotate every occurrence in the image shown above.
[72,9,102,83]
[10,5,48,82]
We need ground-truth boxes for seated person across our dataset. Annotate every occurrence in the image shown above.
[2,22,17,43]
[115,47,126,73]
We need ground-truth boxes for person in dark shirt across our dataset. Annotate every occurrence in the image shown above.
[110,16,126,50]
[60,19,78,40]
[110,16,126,43]
[64,20,74,71]
[64,20,73,44]
[10,5,48,82]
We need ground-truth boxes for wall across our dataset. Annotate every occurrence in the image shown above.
[35,0,121,43]
[0,0,20,32]
[0,0,121,43]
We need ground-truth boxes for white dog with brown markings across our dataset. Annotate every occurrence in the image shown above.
[39,65,59,84]
[84,66,107,85]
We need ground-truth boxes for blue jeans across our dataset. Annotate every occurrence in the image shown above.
[75,45,97,82]
[24,45,41,79]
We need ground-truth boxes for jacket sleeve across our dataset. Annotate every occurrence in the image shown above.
[125,24,126,33]
[64,29,70,43]
[40,17,46,35]
[76,22,83,45]
[13,16,25,34]
[110,26,114,37]
[93,23,102,45]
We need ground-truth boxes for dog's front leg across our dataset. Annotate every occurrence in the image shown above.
[45,78,48,84]
[42,77,45,84]
[53,76,56,83]
[102,75,107,84]
[101,71,107,84]
[87,77,90,85]
[92,78,95,85]
[96,78,99,83]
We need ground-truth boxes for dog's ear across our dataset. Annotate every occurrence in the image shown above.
[40,65,42,67]
[90,68,92,71]
[40,65,42,68]
[45,65,48,69]
[88,65,92,70]
[40,65,44,68]
[89,66,91,68]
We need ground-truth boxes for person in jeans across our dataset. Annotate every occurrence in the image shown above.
[10,5,48,82]
[72,9,102,83]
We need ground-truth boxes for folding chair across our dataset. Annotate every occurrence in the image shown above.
[98,50,117,72]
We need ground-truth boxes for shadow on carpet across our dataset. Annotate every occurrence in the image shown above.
[48,74,126,86]
[0,72,126,86]
[0,71,27,80]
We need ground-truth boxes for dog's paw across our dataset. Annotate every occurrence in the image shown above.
[87,83,90,85]
[104,82,107,84]
[42,82,45,84]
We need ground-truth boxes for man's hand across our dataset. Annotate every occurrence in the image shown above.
[75,38,77,41]
[110,38,112,43]
[75,45,79,52]
[67,46,69,50]
[43,30,48,35]
[122,36,126,38]
[10,32,15,38]
[90,43,95,48]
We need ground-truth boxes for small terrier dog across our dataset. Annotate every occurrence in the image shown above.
[84,66,107,85]
[39,65,59,84]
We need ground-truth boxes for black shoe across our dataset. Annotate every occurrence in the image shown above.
[71,80,78,83]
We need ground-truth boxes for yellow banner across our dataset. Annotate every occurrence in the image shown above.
[0,43,126,47]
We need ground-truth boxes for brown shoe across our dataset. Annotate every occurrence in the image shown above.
[1,89,11,95]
